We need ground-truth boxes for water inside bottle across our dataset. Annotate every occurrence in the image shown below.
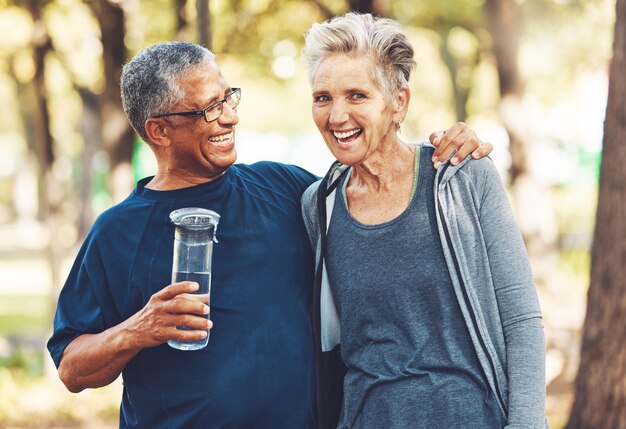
[167,271,212,351]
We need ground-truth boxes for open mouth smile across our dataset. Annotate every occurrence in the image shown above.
[332,128,362,143]
[208,131,234,144]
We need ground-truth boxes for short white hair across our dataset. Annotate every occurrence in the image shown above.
[303,12,416,102]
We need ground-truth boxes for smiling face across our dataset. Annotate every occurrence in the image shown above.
[311,54,407,167]
[160,61,239,181]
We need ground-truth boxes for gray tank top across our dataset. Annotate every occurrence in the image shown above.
[326,147,506,428]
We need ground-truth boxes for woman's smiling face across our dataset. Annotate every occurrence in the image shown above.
[311,54,406,166]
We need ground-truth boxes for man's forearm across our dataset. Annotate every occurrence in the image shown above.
[56,281,211,392]
[58,317,141,393]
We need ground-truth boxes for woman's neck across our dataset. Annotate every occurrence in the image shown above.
[349,139,415,192]
[344,139,418,225]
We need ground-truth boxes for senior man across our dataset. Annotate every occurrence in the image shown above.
[48,41,492,428]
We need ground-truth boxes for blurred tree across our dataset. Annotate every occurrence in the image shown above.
[176,0,190,39]
[15,0,68,330]
[21,0,55,219]
[485,0,523,178]
[76,87,100,238]
[396,2,485,123]
[197,0,212,49]
[309,0,335,19]
[348,0,376,14]
[437,26,480,122]
[86,0,134,203]
[484,0,558,289]
[566,0,626,426]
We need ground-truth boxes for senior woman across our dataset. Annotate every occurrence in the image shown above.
[301,12,546,429]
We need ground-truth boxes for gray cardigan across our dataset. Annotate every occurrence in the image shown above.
[301,145,547,429]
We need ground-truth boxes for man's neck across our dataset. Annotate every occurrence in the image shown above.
[145,170,227,191]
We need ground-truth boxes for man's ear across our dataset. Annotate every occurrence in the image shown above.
[392,86,410,126]
[145,118,172,148]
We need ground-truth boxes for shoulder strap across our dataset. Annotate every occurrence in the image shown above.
[317,161,348,352]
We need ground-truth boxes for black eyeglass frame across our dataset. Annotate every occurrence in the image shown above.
[152,88,241,123]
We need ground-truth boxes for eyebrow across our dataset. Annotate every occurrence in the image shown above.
[200,87,233,108]
[345,87,368,94]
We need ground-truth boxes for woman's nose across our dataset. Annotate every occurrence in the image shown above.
[329,101,349,125]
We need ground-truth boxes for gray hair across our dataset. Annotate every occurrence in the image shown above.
[120,41,216,144]
[303,13,416,102]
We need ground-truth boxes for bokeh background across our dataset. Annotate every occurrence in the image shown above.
[0,0,618,427]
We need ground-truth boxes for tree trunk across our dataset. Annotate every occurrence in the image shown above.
[77,88,101,239]
[175,0,190,40]
[22,2,64,381]
[24,1,55,219]
[566,0,626,426]
[438,29,478,122]
[91,0,135,203]
[484,0,559,289]
[197,0,212,49]
[485,0,525,178]
[23,0,60,289]
[348,0,372,13]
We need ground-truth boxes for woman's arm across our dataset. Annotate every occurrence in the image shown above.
[474,160,546,428]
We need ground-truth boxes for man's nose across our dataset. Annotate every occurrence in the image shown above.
[218,103,239,125]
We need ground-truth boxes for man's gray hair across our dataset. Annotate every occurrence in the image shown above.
[121,41,216,144]
[303,13,416,102]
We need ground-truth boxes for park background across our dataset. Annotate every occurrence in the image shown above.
[0,0,624,427]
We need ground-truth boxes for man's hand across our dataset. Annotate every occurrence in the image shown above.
[429,122,494,169]
[58,281,212,392]
[128,281,212,349]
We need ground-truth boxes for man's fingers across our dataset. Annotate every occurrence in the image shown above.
[450,133,480,165]
[167,325,211,342]
[432,123,465,160]
[429,131,445,147]
[471,142,494,159]
[173,313,213,330]
[156,281,200,301]
[167,295,210,315]
[178,293,210,305]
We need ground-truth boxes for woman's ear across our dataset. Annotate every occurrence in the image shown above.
[145,118,172,148]
[393,86,411,125]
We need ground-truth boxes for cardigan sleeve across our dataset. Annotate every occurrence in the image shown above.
[472,160,546,429]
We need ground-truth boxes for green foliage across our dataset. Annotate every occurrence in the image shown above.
[0,295,49,337]
[0,0,613,220]
[0,367,17,419]
[0,347,44,376]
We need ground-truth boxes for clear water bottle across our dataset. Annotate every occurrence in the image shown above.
[167,207,220,351]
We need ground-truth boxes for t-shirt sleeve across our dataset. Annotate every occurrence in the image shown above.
[283,164,321,196]
[47,233,107,368]
[252,161,320,199]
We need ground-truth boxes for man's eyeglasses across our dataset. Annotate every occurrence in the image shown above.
[152,88,241,123]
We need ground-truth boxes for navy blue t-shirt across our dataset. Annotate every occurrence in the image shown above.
[48,162,318,429]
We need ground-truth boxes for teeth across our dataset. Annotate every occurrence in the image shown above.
[208,132,232,143]
[333,129,361,139]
